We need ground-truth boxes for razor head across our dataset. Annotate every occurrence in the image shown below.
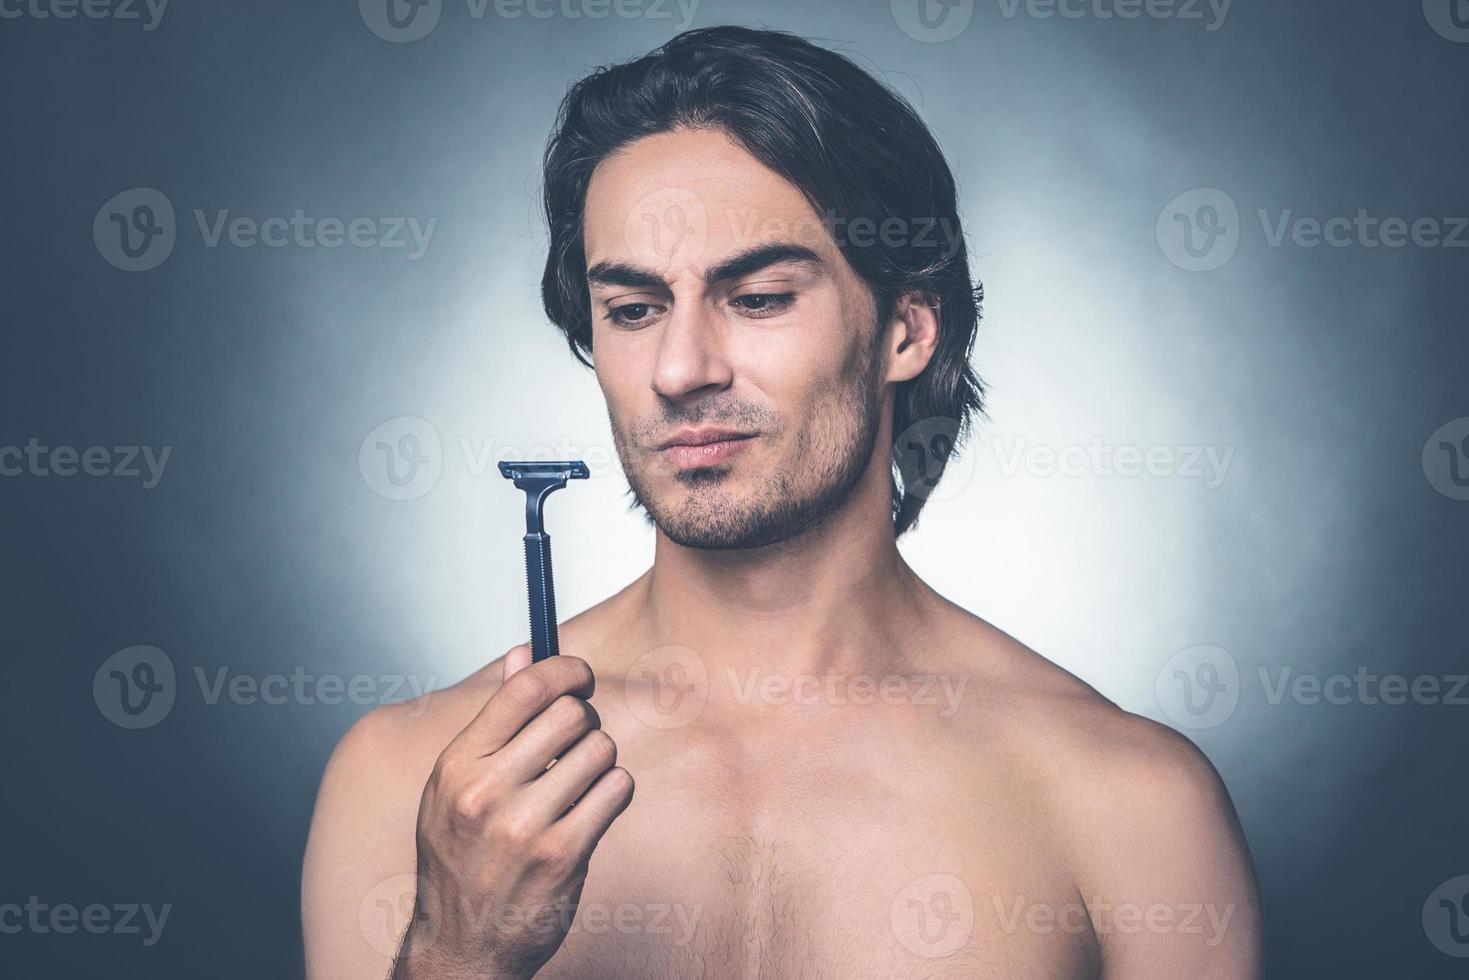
[499,460,589,534]
[497,460,590,484]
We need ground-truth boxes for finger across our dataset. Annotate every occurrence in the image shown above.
[553,766,635,853]
[447,654,596,758]
[521,728,618,821]
[494,694,602,785]
[501,643,533,682]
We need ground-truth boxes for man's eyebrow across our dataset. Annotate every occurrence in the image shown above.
[585,242,824,290]
[704,242,824,285]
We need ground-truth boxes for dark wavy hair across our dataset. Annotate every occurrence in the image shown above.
[539,25,984,536]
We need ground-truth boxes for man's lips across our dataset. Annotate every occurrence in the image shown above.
[656,426,757,450]
[654,428,757,468]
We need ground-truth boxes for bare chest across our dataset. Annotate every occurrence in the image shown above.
[537,715,1098,980]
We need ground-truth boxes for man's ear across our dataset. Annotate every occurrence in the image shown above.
[883,290,941,384]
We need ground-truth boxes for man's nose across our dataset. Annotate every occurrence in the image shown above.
[649,301,733,401]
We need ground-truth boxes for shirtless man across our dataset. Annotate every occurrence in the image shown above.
[302,25,1262,980]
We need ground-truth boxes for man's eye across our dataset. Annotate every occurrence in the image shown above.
[732,293,795,317]
[605,302,662,327]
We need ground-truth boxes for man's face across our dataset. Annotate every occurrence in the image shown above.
[581,126,889,550]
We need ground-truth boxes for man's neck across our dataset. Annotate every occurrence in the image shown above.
[631,484,938,681]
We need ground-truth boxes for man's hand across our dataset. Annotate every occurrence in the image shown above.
[393,646,635,980]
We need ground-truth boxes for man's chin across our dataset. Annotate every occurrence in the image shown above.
[656,517,795,551]
[632,481,790,550]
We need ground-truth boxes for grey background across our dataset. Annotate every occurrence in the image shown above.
[3,0,1466,976]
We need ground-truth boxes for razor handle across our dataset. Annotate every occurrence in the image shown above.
[524,531,559,662]
[498,459,587,664]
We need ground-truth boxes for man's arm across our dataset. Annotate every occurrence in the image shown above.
[302,702,427,980]
[302,649,635,980]
[1072,715,1263,979]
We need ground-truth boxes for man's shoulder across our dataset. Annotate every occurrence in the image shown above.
[936,610,1261,970]
[324,656,506,791]
[322,575,642,793]
[303,657,506,869]
[937,606,1241,847]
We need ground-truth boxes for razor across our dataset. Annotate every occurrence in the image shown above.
[498,460,590,662]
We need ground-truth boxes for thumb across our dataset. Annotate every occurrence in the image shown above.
[501,642,533,682]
